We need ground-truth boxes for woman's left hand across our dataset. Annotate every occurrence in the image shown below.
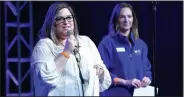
[141,76,151,87]
[93,64,104,78]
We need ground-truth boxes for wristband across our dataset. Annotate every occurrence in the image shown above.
[61,51,70,58]
[114,77,121,85]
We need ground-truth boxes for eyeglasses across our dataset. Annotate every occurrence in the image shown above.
[55,15,73,24]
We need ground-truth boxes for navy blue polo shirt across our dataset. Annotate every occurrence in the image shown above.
[98,32,152,86]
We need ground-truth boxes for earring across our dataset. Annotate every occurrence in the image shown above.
[115,24,120,31]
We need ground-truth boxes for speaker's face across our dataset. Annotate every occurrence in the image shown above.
[54,8,74,40]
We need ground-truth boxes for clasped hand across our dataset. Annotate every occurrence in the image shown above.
[123,77,151,88]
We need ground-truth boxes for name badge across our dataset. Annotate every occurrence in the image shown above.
[116,47,125,52]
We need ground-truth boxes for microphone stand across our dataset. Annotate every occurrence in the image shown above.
[67,31,84,96]
[73,46,84,97]
[152,1,158,96]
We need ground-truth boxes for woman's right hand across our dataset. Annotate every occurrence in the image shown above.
[63,35,77,53]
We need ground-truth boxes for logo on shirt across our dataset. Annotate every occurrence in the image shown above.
[116,47,125,52]
[134,50,141,55]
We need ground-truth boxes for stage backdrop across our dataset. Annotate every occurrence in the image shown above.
[1,1,183,96]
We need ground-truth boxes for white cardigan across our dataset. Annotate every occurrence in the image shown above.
[31,35,111,96]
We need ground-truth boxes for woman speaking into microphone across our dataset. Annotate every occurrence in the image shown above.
[31,2,111,96]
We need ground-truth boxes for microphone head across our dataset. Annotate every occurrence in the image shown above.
[67,30,73,37]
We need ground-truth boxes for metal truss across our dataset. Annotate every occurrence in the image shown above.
[4,1,33,96]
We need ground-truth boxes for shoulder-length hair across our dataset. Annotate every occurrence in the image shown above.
[108,2,139,39]
[38,2,79,42]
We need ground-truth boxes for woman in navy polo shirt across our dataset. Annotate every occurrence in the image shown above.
[98,2,152,96]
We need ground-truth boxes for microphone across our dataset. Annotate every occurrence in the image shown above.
[67,30,73,37]
[66,30,77,52]
[66,30,79,56]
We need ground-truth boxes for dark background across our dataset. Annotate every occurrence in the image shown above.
[1,1,183,96]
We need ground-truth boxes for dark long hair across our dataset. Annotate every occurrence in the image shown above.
[38,2,79,41]
[108,2,139,39]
